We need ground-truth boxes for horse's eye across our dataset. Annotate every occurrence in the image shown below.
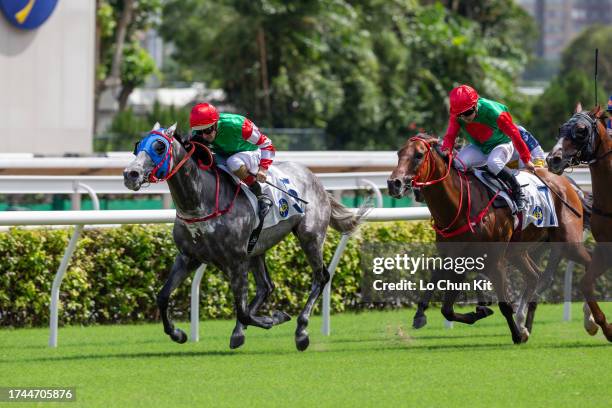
[154,140,166,155]
[415,151,424,160]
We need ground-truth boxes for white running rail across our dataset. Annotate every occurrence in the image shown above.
[0,207,430,347]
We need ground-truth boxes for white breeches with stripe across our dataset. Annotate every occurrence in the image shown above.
[456,142,514,175]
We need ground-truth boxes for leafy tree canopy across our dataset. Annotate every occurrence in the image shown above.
[161,0,534,149]
[526,25,611,150]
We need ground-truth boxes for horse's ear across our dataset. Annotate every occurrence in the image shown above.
[166,123,177,138]
[575,102,583,113]
[152,122,161,131]
[593,105,603,118]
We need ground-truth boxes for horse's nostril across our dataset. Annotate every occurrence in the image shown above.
[551,156,561,164]
[393,179,402,188]
[128,170,140,181]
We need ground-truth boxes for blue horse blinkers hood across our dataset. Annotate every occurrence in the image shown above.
[133,129,173,181]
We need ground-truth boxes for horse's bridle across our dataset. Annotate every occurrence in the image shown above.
[559,113,612,218]
[135,130,214,183]
[409,135,454,187]
[405,136,499,238]
[134,130,241,223]
[559,112,611,166]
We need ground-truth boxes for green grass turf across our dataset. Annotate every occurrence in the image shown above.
[0,303,610,408]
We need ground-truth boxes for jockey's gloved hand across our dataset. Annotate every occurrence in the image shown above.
[256,167,268,183]
[233,165,250,180]
[524,161,535,172]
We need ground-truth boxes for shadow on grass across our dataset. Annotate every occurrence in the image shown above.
[9,337,609,365]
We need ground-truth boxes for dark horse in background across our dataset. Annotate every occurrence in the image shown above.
[388,134,590,344]
[124,124,366,351]
[547,104,612,341]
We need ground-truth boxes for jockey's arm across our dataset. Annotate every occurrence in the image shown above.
[441,116,460,152]
[242,119,276,181]
[496,112,531,165]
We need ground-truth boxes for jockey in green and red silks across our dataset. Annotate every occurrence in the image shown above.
[441,85,535,211]
[189,103,274,218]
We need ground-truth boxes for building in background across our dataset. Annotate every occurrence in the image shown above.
[518,0,612,60]
[0,0,95,154]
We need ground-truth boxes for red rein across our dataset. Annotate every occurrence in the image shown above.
[147,132,241,223]
[409,136,499,238]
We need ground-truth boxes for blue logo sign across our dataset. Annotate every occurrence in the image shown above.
[0,0,58,30]
[532,205,543,226]
[278,198,289,217]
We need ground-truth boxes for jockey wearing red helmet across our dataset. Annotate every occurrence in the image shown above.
[189,103,275,218]
[441,85,535,211]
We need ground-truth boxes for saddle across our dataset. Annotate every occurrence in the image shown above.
[471,166,519,213]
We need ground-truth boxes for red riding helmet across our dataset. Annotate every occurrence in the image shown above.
[449,85,479,116]
[190,103,220,130]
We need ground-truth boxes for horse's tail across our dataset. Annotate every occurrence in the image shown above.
[565,175,592,231]
[328,194,372,234]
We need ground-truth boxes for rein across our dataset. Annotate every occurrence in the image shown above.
[409,136,500,238]
[145,131,242,223]
[147,130,196,183]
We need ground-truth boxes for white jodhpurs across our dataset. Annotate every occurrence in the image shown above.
[456,142,514,175]
[226,149,262,174]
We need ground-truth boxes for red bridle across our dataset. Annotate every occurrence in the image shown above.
[146,131,201,183]
[407,136,499,238]
[144,131,241,223]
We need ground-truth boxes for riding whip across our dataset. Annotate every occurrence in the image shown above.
[594,48,599,106]
[249,172,310,205]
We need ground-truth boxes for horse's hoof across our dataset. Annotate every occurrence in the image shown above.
[295,332,310,351]
[476,306,494,318]
[519,327,530,343]
[604,324,612,342]
[272,310,291,326]
[512,335,523,345]
[583,318,599,336]
[229,333,245,349]
[412,315,427,329]
[171,328,187,344]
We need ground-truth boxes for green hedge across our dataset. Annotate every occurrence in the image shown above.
[1,223,608,328]
[0,223,435,327]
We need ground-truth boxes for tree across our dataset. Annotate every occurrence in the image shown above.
[161,0,532,149]
[527,70,606,150]
[560,25,612,93]
[526,25,611,150]
[95,0,161,127]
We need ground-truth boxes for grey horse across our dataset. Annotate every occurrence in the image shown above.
[123,123,365,351]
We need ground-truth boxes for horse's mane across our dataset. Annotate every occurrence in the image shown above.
[588,107,608,129]
[413,132,439,145]
[172,130,216,169]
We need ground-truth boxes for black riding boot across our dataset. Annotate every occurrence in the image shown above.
[249,181,273,219]
[247,182,273,253]
[497,167,526,211]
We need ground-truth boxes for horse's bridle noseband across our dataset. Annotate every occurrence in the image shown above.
[559,112,609,165]
[402,136,500,238]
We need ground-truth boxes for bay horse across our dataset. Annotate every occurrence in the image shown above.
[123,123,366,351]
[547,104,612,341]
[388,134,590,343]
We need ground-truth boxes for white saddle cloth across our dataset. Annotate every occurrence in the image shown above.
[216,160,305,229]
[474,170,558,230]
[516,172,558,230]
